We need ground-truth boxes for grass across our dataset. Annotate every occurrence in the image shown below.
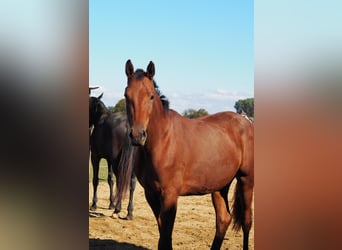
[89,159,110,182]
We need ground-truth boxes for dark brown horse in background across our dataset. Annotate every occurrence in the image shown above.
[116,60,254,249]
[89,93,136,220]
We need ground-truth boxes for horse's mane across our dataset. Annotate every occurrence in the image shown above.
[134,69,169,111]
[90,96,111,126]
[90,96,110,113]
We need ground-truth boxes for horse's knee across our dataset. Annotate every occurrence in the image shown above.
[223,213,232,225]
[92,179,98,186]
[130,176,136,188]
[217,214,231,234]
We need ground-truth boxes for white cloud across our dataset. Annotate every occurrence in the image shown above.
[91,87,253,115]
[168,89,253,114]
[89,85,124,107]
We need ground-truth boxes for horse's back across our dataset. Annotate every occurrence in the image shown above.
[91,112,128,159]
[204,111,254,167]
[166,111,254,194]
[200,111,253,147]
[203,111,254,178]
[173,110,253,146]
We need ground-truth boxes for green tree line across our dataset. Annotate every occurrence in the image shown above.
[234,98,254,117]
[108,98,254,118]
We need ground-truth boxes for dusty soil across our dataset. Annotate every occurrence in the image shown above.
[89,180,254,250]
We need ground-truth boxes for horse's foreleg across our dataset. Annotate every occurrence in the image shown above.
[90,154,100,210]
[126,173,136,220]
[144,190,161,225]
[158,192,178,250]
[107,160,115,209]
[211,188,231,250]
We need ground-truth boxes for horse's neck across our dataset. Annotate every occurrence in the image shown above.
[95,109,111,126]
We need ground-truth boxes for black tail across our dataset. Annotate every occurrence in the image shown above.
[232,179,245,231]
[114,132,135,206]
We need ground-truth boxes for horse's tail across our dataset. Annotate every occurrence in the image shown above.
[114,132,135,206]
[232,179,245,231]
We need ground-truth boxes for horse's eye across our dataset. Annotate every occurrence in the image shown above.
[150,95,154,100]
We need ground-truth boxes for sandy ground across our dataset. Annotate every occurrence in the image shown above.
[89,180,254,250]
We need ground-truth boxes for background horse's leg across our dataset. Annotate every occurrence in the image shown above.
[112,159,121,217]
[107,159,115,209]
[126,173,136,220]
[90,153,100,210]
[210,184,231,250]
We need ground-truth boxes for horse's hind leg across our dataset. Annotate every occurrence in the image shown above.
[107,159,115,209]
[90,153,100,210]
[240,175,254,250]
[211,184,231,250]
[234,173,254,250]
[126,173,136,220]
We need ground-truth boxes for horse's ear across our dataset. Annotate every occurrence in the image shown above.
[89,86,99,95]
[125,60,134,77]
[98,93,103,99]
[146,61,155,79]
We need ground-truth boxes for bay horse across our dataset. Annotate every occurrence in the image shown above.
[89,93,136,220]
[116,60,254,249]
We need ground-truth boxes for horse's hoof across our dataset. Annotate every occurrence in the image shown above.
[111,212,119,219]
[125,215,133,220]
[109,204,115,210]
[90,205,97,211]
[118,214,133,220]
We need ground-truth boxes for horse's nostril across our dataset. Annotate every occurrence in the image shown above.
[129,130,133,138]
[142,130,147,138]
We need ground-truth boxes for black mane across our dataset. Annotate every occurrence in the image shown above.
[89,96,111,127]
[134,69,169,110]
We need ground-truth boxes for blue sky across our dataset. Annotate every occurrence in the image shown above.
[90,0,253,114]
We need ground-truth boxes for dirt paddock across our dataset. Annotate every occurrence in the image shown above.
[89,180,254,249]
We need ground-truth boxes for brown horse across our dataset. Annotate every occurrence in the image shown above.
[116,60,254,249]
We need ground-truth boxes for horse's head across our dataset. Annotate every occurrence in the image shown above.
[124,60,157,146]
[89,93,104,128]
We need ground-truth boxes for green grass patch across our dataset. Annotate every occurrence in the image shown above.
[89,159,109,182]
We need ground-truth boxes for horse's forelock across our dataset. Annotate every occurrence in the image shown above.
[133,69,146,80]
[131,69,170,111]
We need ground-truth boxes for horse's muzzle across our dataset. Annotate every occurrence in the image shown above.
[129,127,147,146]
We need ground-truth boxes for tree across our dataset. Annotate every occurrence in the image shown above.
[182,108,209,119]
[234,98,254,117]
[109,98,126,113]
[107,106,116,113]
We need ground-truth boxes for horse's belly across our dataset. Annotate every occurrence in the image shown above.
[180,161,239,195]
